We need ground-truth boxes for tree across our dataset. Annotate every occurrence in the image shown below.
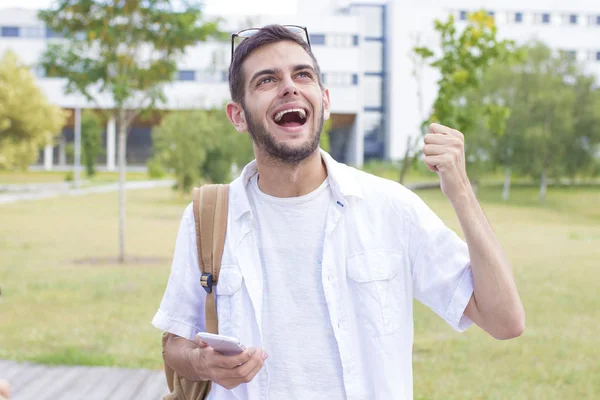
[81,110,104,177]
[480,42,600,202]
[0,50,66,170]
[413,10,519,184]
[150,108,254,193]
[39,1,221,262]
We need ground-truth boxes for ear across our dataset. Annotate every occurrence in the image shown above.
[322,87,331,121]
[226,101,248,132]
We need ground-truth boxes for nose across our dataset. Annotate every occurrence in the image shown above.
[280,75,299,97]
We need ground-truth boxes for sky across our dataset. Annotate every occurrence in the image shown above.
[0,0,299,15]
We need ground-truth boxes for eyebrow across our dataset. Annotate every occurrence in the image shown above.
[249,64,317,86]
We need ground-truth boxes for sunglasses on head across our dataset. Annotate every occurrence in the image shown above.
[231,25,311,60]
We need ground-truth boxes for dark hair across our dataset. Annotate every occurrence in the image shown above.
[228,24,323,104]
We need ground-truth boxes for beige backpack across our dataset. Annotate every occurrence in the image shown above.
[162,184,230,400]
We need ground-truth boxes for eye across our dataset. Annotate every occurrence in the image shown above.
[258,77,274,86]
[297,71,312,79]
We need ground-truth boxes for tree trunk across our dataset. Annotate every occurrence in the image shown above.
[539,167,547,204]
[398,135,413,184]
[502,167,511,201]
[117,109,128,263]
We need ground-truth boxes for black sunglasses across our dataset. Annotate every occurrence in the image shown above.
[231,25,311,60]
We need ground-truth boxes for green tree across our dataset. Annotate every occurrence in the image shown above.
[81,110,104,177]
[39,1,221,262]
[0,50,66,170]
[412,10,519,184]
[481,42,600,202]
[150,108,254,193]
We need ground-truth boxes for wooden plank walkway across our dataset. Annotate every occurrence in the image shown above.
[0,360,169,399]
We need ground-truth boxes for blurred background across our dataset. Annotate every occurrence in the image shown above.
[0,0,598,399]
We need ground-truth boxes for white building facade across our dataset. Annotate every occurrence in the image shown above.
[1,0,600,168]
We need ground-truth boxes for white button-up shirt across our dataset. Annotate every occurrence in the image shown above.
[153,150,474,400]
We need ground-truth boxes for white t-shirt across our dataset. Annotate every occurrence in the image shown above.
[247,173,346,399]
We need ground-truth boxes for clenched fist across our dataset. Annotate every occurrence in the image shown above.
[423,123,472,202]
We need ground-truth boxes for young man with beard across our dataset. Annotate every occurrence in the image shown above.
[154,25,525,399]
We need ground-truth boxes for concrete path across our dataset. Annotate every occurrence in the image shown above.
[0,180,175,205]
[0,359,169,400]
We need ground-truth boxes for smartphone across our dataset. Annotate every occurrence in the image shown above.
[195,332,246,356]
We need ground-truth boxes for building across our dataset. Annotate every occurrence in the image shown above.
[387,0,600,161]
[1,0,600,169]
[0,1,376,170]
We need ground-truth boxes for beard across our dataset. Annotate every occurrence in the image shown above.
[243,104,324,165]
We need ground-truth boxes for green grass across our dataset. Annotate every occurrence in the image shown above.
[0,170,164,185]
[0,180,599,398]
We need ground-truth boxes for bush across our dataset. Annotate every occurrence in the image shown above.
[146,157,166,179]
[150,108,254,193]
[80,110,104,177]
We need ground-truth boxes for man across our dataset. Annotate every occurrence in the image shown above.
[154,24,524,399]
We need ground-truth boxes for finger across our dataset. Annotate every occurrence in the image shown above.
[424,160,438,173]
[193,336,208,348]
[225,354,263,380]
[211,348,254,369]
[430,123,463,139]
[423,133,451,145]
[422,144,446,156]
[429,122,453,135]
[424,155,445,170]
[241,354,266,383]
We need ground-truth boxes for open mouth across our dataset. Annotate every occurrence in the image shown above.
[272,108,308,128]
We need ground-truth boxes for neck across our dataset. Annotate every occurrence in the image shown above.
[254,148,327,198]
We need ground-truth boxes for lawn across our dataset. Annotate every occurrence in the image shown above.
[0,170,163,185]
[0,180,598,399]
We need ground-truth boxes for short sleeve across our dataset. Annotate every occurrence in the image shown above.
[404,190,474,332]
[152,203,207,340]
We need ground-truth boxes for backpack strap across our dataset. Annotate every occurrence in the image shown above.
[192,184,229,334]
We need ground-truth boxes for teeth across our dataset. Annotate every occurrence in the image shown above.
[274,108,307,122]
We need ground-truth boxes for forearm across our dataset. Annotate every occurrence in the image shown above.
[450,186,525,337]
[164,334,208,382]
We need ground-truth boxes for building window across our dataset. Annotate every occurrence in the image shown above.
[20,26,45,38]
[309,34,325,45]
[353,35,359,46]
[459,10,468,21]
[1,26,20,37]
[515,12,523,23]
[325,72,355,86]
[566,50,577,61]
[178,70,196,81]
[569,14,578,25]
[596,51,600,62]
[326,34,355,47]
[487,10,495,18]
[542,13,551,24]
[45,28,64,38]
[597,15,600,25]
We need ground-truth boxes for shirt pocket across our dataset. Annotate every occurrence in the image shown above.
[216,265,244,336]
[347,251,404,336]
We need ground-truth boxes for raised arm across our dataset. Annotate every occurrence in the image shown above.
[422,123,525,339]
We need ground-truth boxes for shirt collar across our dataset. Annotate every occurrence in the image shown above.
[230,149,363,221]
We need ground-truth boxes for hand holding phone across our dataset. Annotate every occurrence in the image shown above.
[192,332,268,390]
[195,332,246,356]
